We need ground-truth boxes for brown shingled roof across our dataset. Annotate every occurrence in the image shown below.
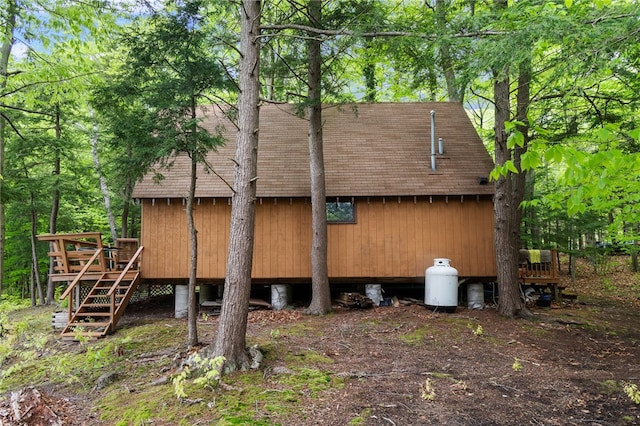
[132,102,495,198]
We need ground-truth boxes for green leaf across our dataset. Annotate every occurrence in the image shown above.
[521,151,541,170]
[544,145,564,164]
[564,0,573,8]
[567,190,586,216]
[506,160,519,174]
[595,127,611,142]
[507,130,525,149]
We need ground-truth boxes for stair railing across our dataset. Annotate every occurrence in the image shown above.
[59,248,105,320]
[107,246,144,316]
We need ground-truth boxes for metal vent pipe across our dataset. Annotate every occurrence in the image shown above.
[438,137,444,155]
[430,110,436,171]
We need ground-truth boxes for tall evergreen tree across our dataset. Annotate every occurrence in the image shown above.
[94,0,230,345]
[213,0,261,372]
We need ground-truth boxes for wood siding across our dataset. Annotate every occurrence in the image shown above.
[139,196,496,281]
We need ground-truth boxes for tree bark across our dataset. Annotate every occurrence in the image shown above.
[493,68,524,318]
[362,37,376,103]
[305,0,332,316]
[514,60,531,242]
[0,0,16,299]
[90,115,118,244]
[187,154,198,347]
[121,174,132,238]
[435,0,463,103]
[30,263,36,307]
[29,190,44,305]
[213,0,261,372]
[187,98,199,348]
[492,14,532,317]
[46,107,62,304]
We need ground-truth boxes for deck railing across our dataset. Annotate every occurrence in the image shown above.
[37,232,109,276]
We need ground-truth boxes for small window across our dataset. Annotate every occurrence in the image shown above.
[326,199,356,223]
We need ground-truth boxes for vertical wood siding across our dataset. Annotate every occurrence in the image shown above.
[139,196,496,280]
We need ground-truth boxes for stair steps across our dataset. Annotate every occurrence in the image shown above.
[60,247,143,340]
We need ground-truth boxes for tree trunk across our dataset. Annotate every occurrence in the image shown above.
[514,60,531,244]
[493,69,526,318]
[213,0,261,372]
[46,108,62,304]
[29,190,44,305]
[30,264,36,307]
[0,0,16,299]
[121,144,135,239]
[121,175,132,238]
[187,99,199,348]
[435,0,463,103]
[523,169,539,247]
[305,0,332,316]
[90,115,118,244]
[362,37,376,103]
[491,0,530,318]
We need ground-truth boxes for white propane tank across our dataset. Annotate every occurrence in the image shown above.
[425,258,459,312]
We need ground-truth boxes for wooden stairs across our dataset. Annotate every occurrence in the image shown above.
[59,246,144,339]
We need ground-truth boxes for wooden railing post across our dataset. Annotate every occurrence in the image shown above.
[107,246,144,299]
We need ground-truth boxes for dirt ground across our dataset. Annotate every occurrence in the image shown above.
[3,256,640,425]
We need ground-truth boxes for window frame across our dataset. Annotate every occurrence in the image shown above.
[326,198,357,224]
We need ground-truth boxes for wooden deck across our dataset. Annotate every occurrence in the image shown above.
[519,249,562,299]
[38,233,143,339]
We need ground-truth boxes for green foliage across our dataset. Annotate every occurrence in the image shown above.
[512,357,523,372]
[469,323,484,336]
[624,383,640,404]
[420,378,436,401]
[172,354,225,400]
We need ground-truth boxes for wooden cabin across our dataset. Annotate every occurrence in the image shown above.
[132,102,497,287]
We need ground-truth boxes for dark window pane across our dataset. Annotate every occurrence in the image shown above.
[326,201,355,223]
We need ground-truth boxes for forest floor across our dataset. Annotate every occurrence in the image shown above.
[1,254,640,425]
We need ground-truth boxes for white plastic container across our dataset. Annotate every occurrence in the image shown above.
[467,283,484,309]
[365,284,382,306]
[425,258,459,312]
[271,284,290,310]
[175,284,189,318]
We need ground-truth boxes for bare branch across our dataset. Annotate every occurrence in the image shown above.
[203,158,236,194]
[260,23,505,39]
[1,71,99,99]
[0,103,55,117]
[0,111,25,139]
[469,86,494,106]
[0,69,22,77]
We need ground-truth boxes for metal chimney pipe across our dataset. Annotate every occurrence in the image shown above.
[430,110,436,171]
[438,137,443,155]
